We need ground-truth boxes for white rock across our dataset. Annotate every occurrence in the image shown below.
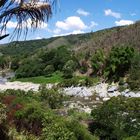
[96,97,100,101]
[0,81,40,92]
[108,91,121,97]
[103,97,110,101]
[63,87,93,97]
[124,89,130,93]
[84,97,89,100]
[108,85,118,92]
[95,83,108,97]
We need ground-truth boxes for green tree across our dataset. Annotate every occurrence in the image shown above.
[0,103,7,125]
[63,60,76,78]
[91,49,106,76]
[53,46,72,71]
[104,45,134,81]
[44,65,55,76]
[91,96,140,140]
[127,53,140,90]
[40,85,66,109]
[0,103,8,140]
[15,58,45,78]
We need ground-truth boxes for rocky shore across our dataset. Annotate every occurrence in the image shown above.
[0,81,140,114]
[0,81,140,100]
[0,81,140,99]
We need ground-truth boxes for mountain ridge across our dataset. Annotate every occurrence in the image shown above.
[0,21,140,56]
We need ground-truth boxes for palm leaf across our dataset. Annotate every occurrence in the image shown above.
[0,0,57,39]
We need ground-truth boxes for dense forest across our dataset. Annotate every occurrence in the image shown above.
[0,22,140,140]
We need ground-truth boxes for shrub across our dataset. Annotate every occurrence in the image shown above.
[91,97,140,139]
[66,119,98,140]
[104,45,134,81]
[0,103,8,140]
[44,65,55,76]
[63,60,76,79]
[58,77,79,87]
[39,85,66,109]
[127,53,140,90]
[91,49,106,76]
[0,103,7,124]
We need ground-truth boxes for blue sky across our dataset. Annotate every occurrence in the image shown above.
[1,0,140,43]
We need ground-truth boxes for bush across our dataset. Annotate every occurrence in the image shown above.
[91,96,140,140]
[104,45,134,81]
[44,65,55,76]
[63,60,76,79]
[0,103,7,124]
[42,112,97,140]
[91,49,106,76]
[58,77,79,87]
[39,85,66,109]
[127,53,140,90]
[66,119,98,140]
[14,101,45,135]
[0,103,9,140]
[79,60,88,74]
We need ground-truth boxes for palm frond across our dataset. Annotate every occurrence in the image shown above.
[0,0,57,39]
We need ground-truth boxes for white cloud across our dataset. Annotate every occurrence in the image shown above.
[71,30,85,34]
[55,16,87,31]
[35,36,42,40]
[89,21,98,28]
[104,9,121,18]
[115,20,134,26]
[77,9,90,16]
[25,19,48,29]
[54,16,98,37]
[53,30,85,37]
[4,19,47,29]
[5,21,17,28]
[53,28,61,34]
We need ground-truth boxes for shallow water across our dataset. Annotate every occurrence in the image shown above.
[0,72,15,84]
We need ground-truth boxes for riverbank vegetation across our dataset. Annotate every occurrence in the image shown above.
[4,44,139,90]
[0,87,139,140]
[1,22,140,90]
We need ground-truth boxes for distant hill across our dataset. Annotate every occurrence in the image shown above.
[0,21,140,56]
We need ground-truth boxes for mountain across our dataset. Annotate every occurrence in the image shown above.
[0,21,140,56]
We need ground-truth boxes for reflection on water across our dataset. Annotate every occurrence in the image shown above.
[0,72,15,84]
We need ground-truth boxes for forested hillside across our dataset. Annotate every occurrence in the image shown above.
[0,21,140,56]
[0,22,140,89]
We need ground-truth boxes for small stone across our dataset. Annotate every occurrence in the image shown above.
[108,86,118,92]
[84,97,89,100]
[96,97,100,101]
[103,97,110,101]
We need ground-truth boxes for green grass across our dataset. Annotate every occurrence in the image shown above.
[12,72,63,84]
[11,72,99,84]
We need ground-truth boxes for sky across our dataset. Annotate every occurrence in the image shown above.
[1,0,140,43]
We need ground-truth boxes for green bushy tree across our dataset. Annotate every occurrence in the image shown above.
[91,96,140,140]
[44,65,55,76]
[91,49,106,76]
[127,53,140,90]
[104,45,134,81]
[39,85,66,109]
[63,60,77,78]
